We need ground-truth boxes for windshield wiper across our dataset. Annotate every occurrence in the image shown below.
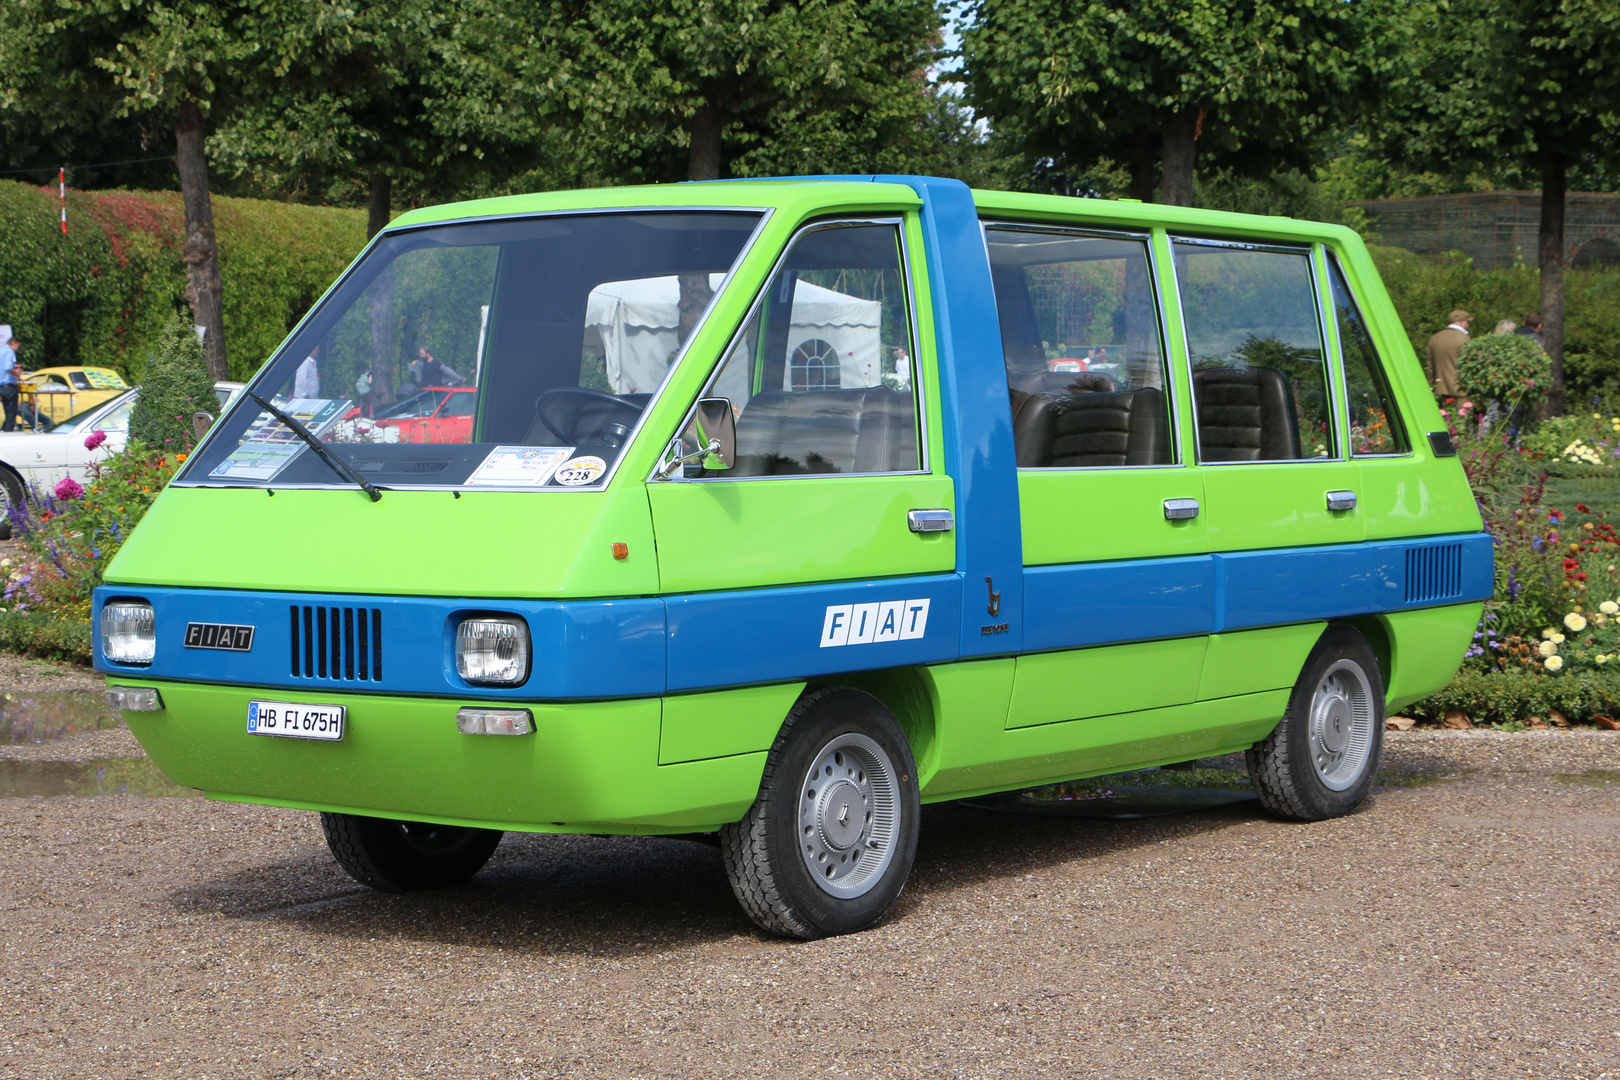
[248,393,382,502]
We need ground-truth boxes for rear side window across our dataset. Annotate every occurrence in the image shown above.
[694,221,920,477]
[1327,253,1408,455]
[1175,240,1336,462]
[985,225,1173,468]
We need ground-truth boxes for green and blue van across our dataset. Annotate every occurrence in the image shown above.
[97,177,1490,938]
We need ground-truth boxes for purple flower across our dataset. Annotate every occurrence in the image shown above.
[54,478,84,501]
[83,429,107,451]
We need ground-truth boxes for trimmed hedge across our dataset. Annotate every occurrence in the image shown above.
[0,179,365,383]
[1406,666,1620,727]
[0,612,92,664]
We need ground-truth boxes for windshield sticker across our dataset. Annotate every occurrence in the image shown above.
[467,445,573,487]
[84,370,128,389]
[820,599,930,647]
[553,455,606,486]
[210,397,350,481]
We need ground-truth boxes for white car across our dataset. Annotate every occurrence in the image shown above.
[0,381,244,521]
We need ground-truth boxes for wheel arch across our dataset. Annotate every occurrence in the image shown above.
[804,665,938,788]
[1336,615,1392,697]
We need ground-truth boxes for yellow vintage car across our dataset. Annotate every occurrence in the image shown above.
[23,366,130,425]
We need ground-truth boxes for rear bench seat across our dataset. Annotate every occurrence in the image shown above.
[1010,371,1170,468]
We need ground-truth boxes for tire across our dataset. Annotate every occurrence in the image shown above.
[720,687,920,940]
[1246,624,1386,822]
[320,812,502,892]
[0,467,24,540]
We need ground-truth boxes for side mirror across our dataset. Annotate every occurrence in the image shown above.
[690,397,736,470]
[192,411,215,440]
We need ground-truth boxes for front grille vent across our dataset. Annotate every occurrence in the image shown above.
[1405,544,1463,604]
[290,605,382,681]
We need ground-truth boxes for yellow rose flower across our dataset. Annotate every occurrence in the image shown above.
[1544,655,1565,672]
[1538,640,1558,657]
[1565,612,1589,632]
[1542,627,1558,640]
[1602,601,1620,615]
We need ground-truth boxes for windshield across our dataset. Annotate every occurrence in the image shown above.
[181,211,763,489]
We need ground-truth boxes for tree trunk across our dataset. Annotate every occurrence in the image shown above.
[1539,148,1567,416]
[367,172,392,240]
[1159,106,1198,207]
[175,97,228,380]
[688,103,723,182]
[1127,130,1156,202]
[368,264,395,413]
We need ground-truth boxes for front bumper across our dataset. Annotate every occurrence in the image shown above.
[113,680,765,834]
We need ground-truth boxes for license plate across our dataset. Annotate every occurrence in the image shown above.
[247,700,345,741]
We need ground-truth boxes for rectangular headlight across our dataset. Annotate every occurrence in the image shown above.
[456,615,530,685]
[102,600,156,665]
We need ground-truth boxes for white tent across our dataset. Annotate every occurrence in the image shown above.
[585,274,883,395]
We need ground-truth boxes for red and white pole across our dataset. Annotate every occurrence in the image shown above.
[58,167,66,235]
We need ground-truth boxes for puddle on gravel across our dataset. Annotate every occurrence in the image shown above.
[0,690,121,744]
[0,756,197,798]
[1554,769,1620,787]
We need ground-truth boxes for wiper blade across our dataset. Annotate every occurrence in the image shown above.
[248,393,382,502]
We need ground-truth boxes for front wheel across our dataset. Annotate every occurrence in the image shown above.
[320,813,502,892]
[721,687,920,939]
[1246,625,1385,821]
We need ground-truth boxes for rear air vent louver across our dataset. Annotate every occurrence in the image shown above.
[1405,544,1464,605]
[290,605,382,681]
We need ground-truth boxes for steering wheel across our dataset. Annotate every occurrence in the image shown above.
[533,387,643,444]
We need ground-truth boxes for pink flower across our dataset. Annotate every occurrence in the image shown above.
[83,429,107,451]
[54,478,84,501]
[1460,401,1474,411]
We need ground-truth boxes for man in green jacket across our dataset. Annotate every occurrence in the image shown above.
[1425,309,1471,400]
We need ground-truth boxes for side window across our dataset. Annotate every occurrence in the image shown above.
[101,400,134,433]
[985,226,1173,468]
[1175,240,1336,462]
[1327,253,1408,455]
[697,222,919,477]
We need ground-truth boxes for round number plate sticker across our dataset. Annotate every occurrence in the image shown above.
[553,455,607,486]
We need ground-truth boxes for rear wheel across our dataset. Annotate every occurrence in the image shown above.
[721,687,919,939]
[1246,625,1385,821]
[320,812,502,892]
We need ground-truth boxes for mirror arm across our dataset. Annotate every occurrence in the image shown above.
[655,438,721,480]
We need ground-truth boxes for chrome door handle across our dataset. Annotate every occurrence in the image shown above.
[1326,490,1358,511]
[1163,498,1200,521]
[908,508,955,533]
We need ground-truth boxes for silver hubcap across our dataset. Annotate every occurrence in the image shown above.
[1309,659,1375,790]
[797,732,899,899]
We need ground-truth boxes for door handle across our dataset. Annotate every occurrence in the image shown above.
[1163,498,1200,521]
[1326,490,1358,511]
[907,509,954,533]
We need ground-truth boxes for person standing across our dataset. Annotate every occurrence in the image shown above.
[1425,309,1470,400]
[1514,313,1544,348]
[0,326,22,432]
[293,344,321,398]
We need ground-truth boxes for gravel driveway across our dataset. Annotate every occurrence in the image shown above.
[0,676,1616,1078]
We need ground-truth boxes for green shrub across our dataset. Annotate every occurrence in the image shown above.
[1406,665,1620,726]
[0,612,92,663]
[1456,333,1550,411]
[129,315,217,452]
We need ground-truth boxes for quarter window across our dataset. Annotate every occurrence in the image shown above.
[696,222,920,477]
[985,226,1174,468]
[1175,240,1337,462]
[1327,254,1408,455]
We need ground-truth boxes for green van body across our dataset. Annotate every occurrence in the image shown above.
[95,177,1488,839]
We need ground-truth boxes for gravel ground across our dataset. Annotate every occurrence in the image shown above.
[0,710,1616,1080]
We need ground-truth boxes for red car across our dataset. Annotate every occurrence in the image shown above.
[372,386,477,444]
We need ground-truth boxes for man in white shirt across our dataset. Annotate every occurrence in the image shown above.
[294,345,321,398]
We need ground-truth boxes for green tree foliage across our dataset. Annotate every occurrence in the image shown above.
[130,314,219,452]
[1373,0,1620,413]
[960,0,1387,205]
[458,0,943,183]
